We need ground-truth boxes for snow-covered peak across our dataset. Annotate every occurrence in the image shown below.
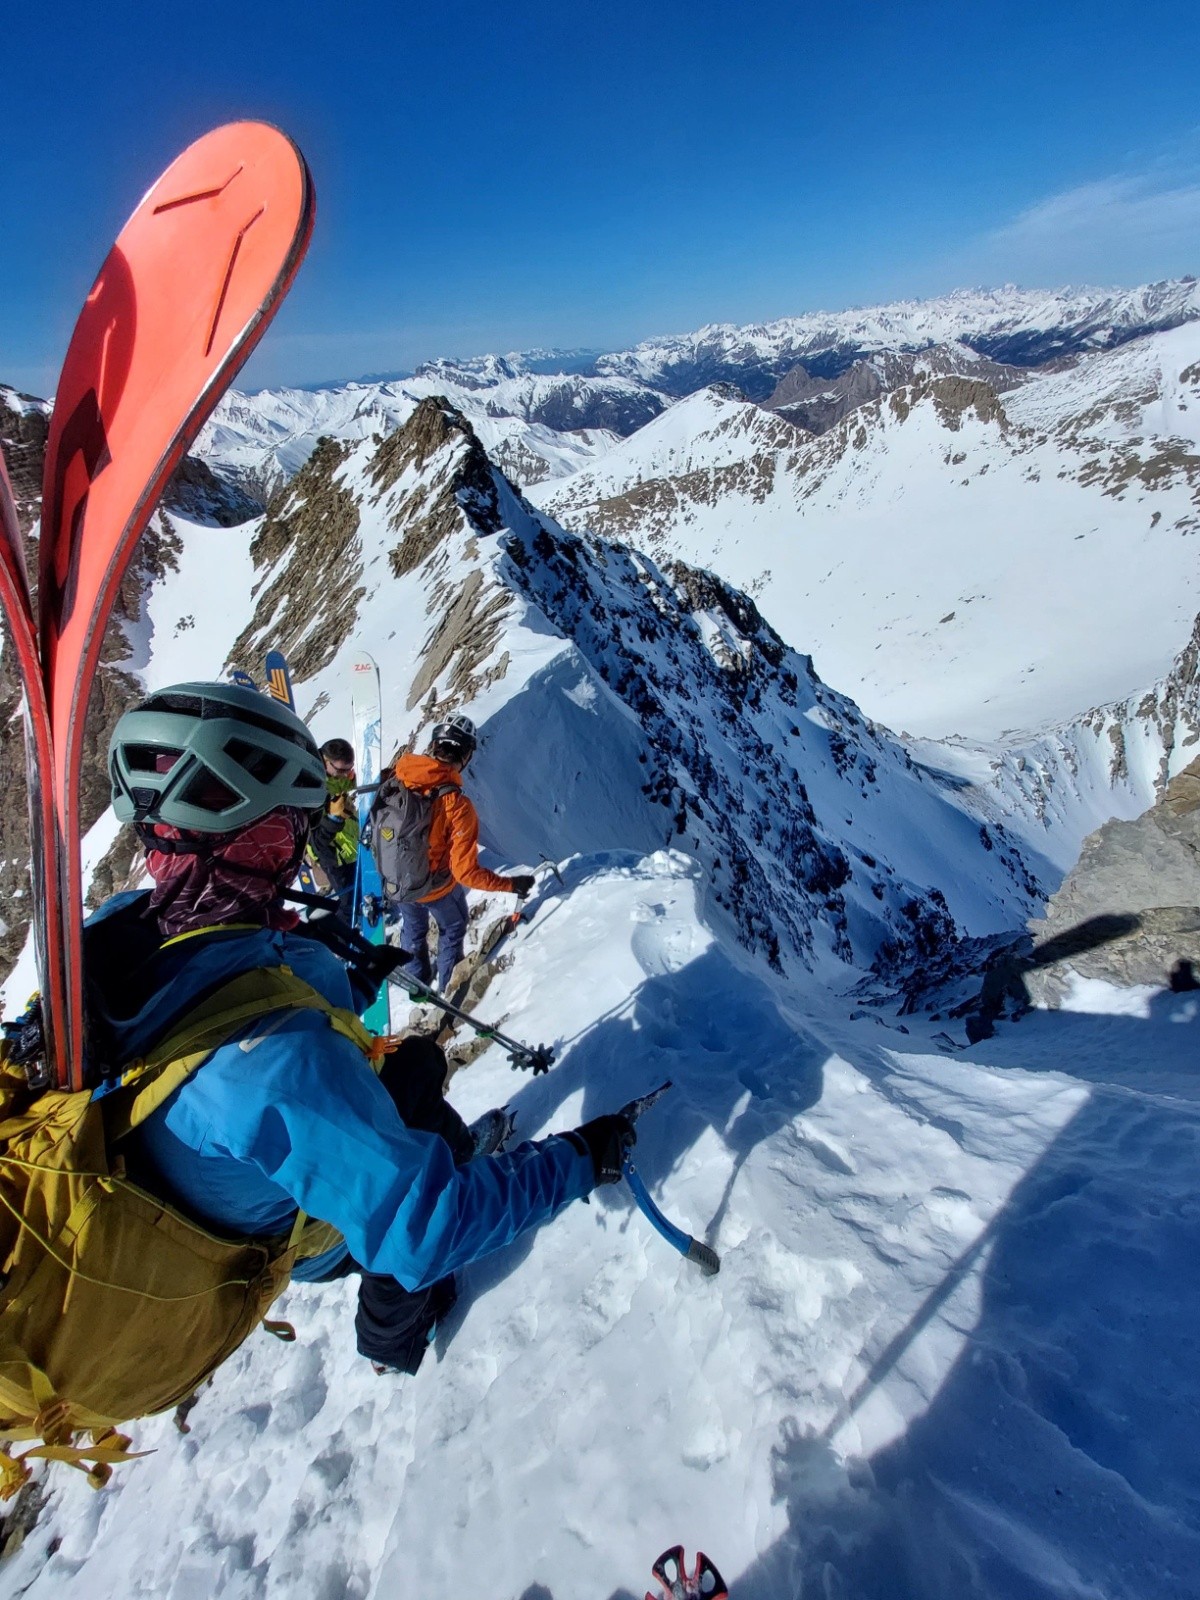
[223,396,1039,987]
[195,370,643,504]
[537,322,1200,742]
[597,279,1200,395]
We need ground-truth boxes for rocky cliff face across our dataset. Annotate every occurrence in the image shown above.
[1023,752,1200,1003]
[764,344,1029,435]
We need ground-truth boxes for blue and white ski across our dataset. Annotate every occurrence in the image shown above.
[350,649,390,1032]
[264,649,293,710]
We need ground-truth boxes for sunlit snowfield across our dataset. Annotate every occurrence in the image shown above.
[6,853,1198,1598]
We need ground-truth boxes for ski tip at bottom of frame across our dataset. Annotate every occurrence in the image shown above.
[645,1545,728,1600]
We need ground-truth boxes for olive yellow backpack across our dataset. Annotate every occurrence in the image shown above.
[0,964,377,1498]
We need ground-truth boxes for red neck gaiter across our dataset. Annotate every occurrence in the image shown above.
[143,807,309,941]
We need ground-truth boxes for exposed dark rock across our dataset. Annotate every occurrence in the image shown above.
[228,436,364,689]
[1025,754,1200,1003]
[375,398,502,577]
[406,568,512,711]
[0,391,50,535]
[164,456,262,524]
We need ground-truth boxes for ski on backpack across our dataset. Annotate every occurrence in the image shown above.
[15,121,314,1091]
[264,649,295,709]
[229,668,259,692]
[350,649,390,1032]
[259,650,322,895]
[645,1546,728,1600]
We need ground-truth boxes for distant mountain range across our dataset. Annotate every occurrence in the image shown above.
[534,320,1200,740]
[192,278,1200,504]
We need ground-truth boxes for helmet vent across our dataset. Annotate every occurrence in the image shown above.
[125,743,184,774]
[225,738,285,784]
[177,769,241,814]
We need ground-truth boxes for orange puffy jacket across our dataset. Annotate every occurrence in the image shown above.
[392,753,515,903]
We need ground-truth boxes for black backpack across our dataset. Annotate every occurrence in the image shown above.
[369,776,457,903]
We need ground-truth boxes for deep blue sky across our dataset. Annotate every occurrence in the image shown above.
[3,0,1199,393]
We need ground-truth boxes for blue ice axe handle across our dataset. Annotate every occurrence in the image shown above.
[622,1159,720,1276]
[618,1080,720,1276]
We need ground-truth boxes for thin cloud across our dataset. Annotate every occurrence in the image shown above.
[956,161,1200,286]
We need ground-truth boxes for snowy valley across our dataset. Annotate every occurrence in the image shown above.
[1,280,1199,1600]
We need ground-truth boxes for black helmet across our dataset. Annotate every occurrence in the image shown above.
[109,682,326,832]
[430,713,477,763]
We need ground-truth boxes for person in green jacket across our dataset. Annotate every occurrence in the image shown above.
[307,736,361,915]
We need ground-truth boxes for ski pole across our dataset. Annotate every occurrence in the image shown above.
[388,967,554,1075]
[617,1082,721,1275]
[284,890,554,1074]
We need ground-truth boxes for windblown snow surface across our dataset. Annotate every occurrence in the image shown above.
[3,404,1199,1600]
[5,877,1198,1600]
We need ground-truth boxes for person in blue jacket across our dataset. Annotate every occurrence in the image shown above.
[102,681,636,1375]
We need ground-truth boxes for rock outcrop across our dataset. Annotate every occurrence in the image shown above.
[1025,754,1200,1002]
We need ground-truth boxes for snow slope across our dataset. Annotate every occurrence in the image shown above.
[536,324,1200,742]
[5,859,1197,1600]
[2,403,1197,1600]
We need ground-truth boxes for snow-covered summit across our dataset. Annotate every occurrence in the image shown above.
[596,279,1200,396]
[537,322,1200,742]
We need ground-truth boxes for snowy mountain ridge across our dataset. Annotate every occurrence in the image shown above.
[537,321,1200,742]
[190,277,1200,505]
[215,396,1039,982]
[593,278,1200,395]
[3,395,1199,1600]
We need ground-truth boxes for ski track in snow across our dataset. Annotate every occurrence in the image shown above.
[5,854,1198,1600]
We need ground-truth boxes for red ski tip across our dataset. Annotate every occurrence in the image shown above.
[646,1545,728,1600]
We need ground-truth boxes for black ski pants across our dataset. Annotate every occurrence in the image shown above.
[329,1035,474,1373]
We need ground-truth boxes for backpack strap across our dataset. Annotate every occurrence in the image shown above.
[102,965,376,1142]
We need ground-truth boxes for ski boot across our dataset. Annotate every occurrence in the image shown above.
[466,1106,518,1158]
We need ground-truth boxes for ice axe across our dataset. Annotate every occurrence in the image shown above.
[619,1082,720,1275]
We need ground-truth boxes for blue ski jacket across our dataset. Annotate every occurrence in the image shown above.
[88,895,592,1289]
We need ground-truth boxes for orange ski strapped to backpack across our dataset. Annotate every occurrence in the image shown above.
[0,965,376,1496]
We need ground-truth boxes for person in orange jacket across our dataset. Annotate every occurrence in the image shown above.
[391,714,534,990]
